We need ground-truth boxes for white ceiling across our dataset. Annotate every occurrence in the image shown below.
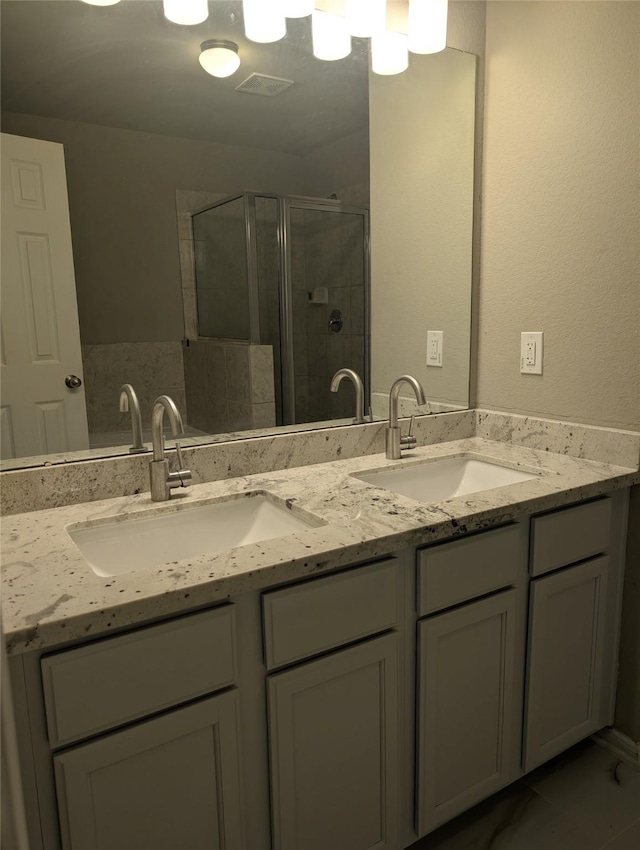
[1,0,370,155]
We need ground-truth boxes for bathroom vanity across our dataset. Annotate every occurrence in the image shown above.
[3,434,637,850]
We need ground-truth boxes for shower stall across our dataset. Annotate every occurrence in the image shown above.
[190,192,370,431]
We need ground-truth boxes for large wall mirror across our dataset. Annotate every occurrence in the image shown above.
[0,0,476,470]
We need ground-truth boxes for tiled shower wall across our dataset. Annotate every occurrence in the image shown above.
[183,339,275,433]
[291,207,367,423]
[82,342,186,435]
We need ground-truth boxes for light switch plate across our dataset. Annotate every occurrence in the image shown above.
[427,331,443,367]
[520,332,543,374]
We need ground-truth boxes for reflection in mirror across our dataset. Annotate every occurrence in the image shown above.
[0,0,475,470]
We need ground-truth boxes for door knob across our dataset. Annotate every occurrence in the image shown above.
[65,374,82,389]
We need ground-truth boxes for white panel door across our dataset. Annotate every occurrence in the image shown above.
[1,132,88,459]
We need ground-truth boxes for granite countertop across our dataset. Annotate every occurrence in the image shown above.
[2,437,639,655]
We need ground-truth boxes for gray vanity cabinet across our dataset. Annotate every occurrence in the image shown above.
[53,691,244,850]
[416,589,520,836]
[523,556,610,771]
[267,633,400,850]
[415,525,526,837]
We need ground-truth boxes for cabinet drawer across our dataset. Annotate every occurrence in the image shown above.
[530,497,612,577]
[262,558,399,669]
[42,605,236,749]
[417,525,521,617]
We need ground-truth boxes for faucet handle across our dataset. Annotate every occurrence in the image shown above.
[175,441,185,470]
[167,441,192,489]
[400,416,418,451]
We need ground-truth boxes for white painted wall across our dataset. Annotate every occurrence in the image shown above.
[480,0,640,744]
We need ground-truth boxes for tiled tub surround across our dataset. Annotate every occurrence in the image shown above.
[2,433,639,655]
[81,341,187,437]
[183,339,276,434]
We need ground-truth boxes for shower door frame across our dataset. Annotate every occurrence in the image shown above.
[192,191,371,427]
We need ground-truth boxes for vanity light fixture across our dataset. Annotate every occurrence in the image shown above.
[408,0,448,54]
[80,0,122,5]
[372,29,409,76]
[199,40,241,78]
[311,9,351,61]
[283,0,315,17]
[163,0,209,26]
[243,0,287,43]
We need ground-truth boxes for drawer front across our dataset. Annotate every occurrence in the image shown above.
[530,497,612,577]
[42,605,236,749]
[263,558,399,669]
[417,525,521,617]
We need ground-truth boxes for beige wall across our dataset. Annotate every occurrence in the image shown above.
[1,112,312,345]
[478,1,640,431]
[480,1,640,744]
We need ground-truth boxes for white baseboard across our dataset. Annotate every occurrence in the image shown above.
[592,727,640,770]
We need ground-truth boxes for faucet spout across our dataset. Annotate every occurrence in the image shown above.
[149,395,191,501]
[151,395,184,462]
[386,375,427,460]
[119,384,145,453]
[330,368,367,424]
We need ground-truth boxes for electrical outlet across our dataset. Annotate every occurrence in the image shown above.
[520,332,543,374]
[427,331,443,367]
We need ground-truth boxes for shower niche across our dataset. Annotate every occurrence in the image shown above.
[187,193,370,433]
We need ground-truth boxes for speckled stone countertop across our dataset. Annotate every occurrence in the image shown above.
[2,437,639,655]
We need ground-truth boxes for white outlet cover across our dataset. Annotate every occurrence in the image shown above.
[520,332,543,375]
[427,330,443,367]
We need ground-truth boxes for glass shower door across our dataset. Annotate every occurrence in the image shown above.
[283,200,369,425]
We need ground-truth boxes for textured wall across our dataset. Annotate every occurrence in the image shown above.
[480,0,640,746]
[478,0,640,431]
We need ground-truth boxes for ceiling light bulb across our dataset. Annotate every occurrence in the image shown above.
[408,0,448,54]
[199,40,241,78]
[345,0,386,39]
[283,0,314,18]
[81,0,122,6]
[243,0,287,43]
[163,0,209,26]
[372,30,408,75]
[312,10,351,61]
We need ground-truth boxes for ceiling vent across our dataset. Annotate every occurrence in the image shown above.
[235,73,294,97]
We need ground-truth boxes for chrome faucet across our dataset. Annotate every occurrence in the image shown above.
[386,375,426,459]
[330,368,367,424]
[119,384,145,454]
[149,395,192,501]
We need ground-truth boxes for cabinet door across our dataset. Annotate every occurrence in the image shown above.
[268,633,399,850]
[417,590,519,837]
[54,691,244,850]
[524,556,609,772]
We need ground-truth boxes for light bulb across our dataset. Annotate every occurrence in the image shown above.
[371,30,408,76]
[345,0,386,39]
[283,0,314,18]
[243,0,287,43]
[163,0,209,26]
[312,10,351,61]
[199,40,241,78]
[408,0,448,54]
[81,0,122,6]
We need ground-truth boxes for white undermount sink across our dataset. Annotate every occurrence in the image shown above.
[355,455,538,503]
[68,492,323,578]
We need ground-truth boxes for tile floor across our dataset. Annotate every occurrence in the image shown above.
[410,740,640,850]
